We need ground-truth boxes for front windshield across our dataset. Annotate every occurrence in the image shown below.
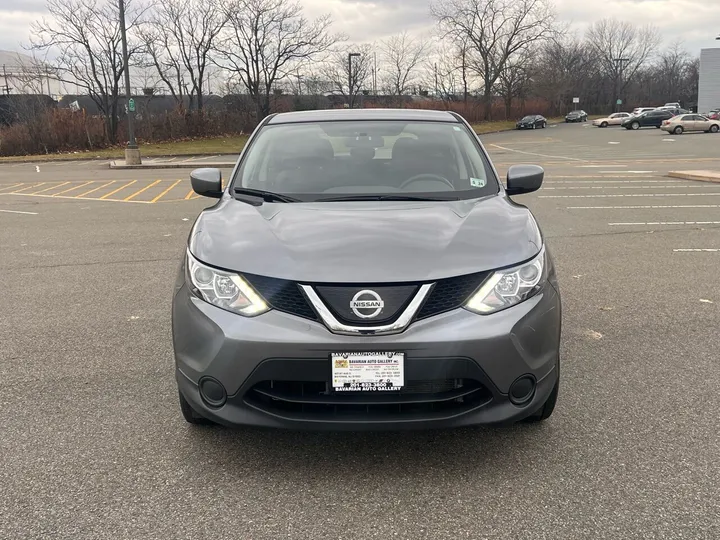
[232,120,498,201]
[520,116,534,121]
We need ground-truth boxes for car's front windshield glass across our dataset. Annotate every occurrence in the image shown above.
[521,116,534,121]
[232,120,498,201]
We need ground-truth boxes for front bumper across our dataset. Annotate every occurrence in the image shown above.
[172,282,561,430]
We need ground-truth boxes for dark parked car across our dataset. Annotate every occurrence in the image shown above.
[621,109,675,130]
[565,110,587,123]
[516,115,547,129]
[174,108,561,430]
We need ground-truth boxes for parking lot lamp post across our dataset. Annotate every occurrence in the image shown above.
[348,52,360,108]
[120,0,141,165]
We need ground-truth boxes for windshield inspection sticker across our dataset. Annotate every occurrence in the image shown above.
[471,177,486,188]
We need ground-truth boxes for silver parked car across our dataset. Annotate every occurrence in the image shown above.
[173,109,561,430]
[661,114,720,134]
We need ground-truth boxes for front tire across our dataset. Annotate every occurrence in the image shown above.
[631,121,640,130]
[710,125,719,133]
[179,391,214,425]
[600,121,608,128]
[673,126,683,135]
[542,121,547,128]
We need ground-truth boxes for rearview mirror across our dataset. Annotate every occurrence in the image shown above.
[190,168,223,198]
[506,165,544,196]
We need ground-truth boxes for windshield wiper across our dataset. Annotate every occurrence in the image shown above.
[317,194,460,202]
[233,187,300,203]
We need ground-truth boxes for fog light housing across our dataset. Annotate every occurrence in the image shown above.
[509,375,536,406]
[198,377,227,408]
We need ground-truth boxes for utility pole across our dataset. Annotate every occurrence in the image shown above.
[2,64,10,95]
[613,57,630,113]
[373,51,377,96]
[120,0,141,164]
[434,63,438,99]
[348,52,360,108]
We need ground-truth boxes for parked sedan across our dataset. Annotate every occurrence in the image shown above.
[565,110,587,123]
[592,112,631,127]
[622,109,675,130]
[661,114,720,134]
[516,115,547,129]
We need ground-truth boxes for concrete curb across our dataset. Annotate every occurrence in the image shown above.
[667,171,720,184]
[109,160,236,169]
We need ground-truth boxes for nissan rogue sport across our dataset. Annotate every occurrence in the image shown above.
[172,108,561,430]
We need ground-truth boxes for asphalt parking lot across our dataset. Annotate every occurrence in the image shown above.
[2,122,720,539]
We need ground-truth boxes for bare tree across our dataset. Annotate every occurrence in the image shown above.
[585,18,661,110]
[29,0,145,143]
[496,48,534,119]
[321,44,374,108]
[656,40,690,104]
[380,31,429,98]
[213,0,341,121]
[432,0,558,119]
[139,0,225,110]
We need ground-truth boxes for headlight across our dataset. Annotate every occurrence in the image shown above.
[186,251,269,317]
[465,247,547,314]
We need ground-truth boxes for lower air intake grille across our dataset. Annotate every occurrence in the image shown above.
[244,379,492,421]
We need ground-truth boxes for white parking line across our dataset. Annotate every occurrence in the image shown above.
[0,209,38,215]
[544,179,678,182]
[609,221,720,226]
[569,205,720,209]
[541,193,720,199]
[543,185,714,190]
[673,249,720,252]
[489,144,588,162]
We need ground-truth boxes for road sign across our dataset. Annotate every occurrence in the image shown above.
[572,97,580,103]
[128,98,136,112]
[617,99,622,105]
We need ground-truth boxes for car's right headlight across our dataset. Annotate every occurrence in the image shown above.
[185,250,269,317]
[464,247,547,315]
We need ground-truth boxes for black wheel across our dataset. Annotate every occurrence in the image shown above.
[673,126,683,135]
[179,390,214,425]
[524,364,559,423]
[710,124,719,133]
[542,121,547,128]
[631,121,640,130]
[600,121,608,128]
[532,123,536,129]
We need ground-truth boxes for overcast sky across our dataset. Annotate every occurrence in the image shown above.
[1,0,718,59]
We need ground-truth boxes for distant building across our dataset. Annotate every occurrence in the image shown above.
[698,48,720,113]
[0,50,65,97]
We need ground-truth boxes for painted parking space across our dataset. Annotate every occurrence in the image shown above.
[0,178,201,204]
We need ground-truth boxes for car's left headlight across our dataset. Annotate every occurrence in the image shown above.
[186,250,269,317]
[465,247,547,314]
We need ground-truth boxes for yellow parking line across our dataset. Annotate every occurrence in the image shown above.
[184,189,194,200]
[100,180,136,200]
[53,181,94,196]
[77,180,114,198]
[151,179,182,203]
[124,179,161,201]
[31,182,70,194]
[0,183,23,193]
[13,182,47,193]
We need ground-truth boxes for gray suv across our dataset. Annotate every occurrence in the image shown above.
[172,109,561,430]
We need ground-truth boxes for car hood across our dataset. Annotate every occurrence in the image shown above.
[188,195,543,283]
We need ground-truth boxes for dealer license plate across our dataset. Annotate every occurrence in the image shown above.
[331,352,404,392]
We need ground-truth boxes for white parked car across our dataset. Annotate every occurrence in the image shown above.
[631,107,656,116]
[592,112,632,127]
[661,114,720,134]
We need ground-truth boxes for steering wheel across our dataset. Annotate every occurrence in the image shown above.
[399,173,454,191]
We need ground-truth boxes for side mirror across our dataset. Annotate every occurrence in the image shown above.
[506,165,544,196]
[190,168,223,198]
